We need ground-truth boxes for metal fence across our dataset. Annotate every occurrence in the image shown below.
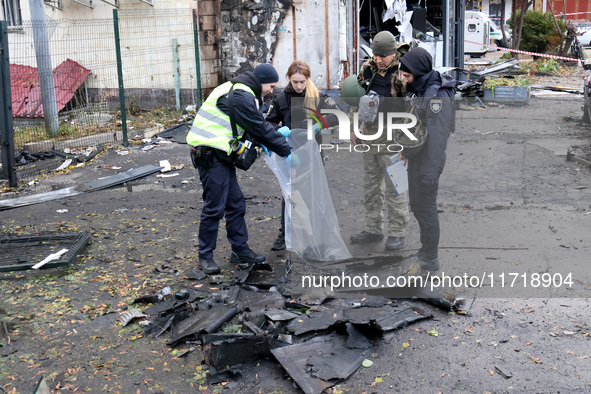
[1,9,201,185]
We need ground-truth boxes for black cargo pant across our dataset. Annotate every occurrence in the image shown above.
[191,147,249,259]
[408,156,441,260]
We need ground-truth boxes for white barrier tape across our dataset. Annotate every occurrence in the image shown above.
[464,39,591,63]
[555,12,591,17]
[490,13,591,19]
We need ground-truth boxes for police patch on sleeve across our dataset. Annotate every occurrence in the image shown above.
[430,98,443,113]
[325,97,337,107]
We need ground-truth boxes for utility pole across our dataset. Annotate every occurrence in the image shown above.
[28,0,59,136]
[1,21,17,187]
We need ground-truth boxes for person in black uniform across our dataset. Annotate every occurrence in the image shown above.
[398,47,456,270]
[265,60,340,251]
[187,64,291,274]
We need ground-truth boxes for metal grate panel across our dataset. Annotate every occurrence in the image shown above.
[0,230,91,271]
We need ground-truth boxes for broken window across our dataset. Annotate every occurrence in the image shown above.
[43,0,63,11]
[1,0,22,27]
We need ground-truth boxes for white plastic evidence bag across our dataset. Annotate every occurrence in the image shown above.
[264,132,351,262]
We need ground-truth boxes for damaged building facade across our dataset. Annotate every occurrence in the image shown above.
[217,0,466,91]
[4,0,466,110]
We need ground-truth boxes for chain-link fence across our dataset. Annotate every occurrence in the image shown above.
[2,9,201,184]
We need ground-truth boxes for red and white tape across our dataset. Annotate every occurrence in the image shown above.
[464,39,591,63]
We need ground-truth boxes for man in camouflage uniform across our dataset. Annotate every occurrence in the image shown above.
[349,31,410,251]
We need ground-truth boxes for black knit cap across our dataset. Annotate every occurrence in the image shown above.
[253,63,279,84]
[398,47,433,79]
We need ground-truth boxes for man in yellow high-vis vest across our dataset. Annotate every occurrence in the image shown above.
[187,64,291,274]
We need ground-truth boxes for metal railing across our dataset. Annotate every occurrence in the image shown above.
[1,9,202,186]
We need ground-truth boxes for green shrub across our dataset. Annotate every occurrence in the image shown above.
[509,10,565,54]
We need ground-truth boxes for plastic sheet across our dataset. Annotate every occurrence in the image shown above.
[264,130,351,261]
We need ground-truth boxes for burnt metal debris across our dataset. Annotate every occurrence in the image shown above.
[453,59,529,101]
[567,150,591,169]
[0,164,163,210]
[494,365,514,379]
[154,121,191,144]
[131,252,475,393]
[271,333,369,394]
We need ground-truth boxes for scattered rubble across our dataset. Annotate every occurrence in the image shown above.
[130,254,473,393]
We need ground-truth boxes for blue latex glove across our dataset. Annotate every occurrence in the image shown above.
[277,126,291,137]
[312,123,322,135]
[287,153,301,169]
[260,144,272,157]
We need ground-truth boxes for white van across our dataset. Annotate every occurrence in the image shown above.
[466,11,507,48]
[465,12,490,57]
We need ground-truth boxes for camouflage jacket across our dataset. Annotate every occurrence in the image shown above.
[351,43,409,150]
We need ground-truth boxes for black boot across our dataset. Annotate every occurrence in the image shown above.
[199,257,220,274]
[271,232,286,251]
[272,199,287,251]
[418,256,439,270]
[350,231,383,244]
[385,236,404,250]
[230,248,266,269]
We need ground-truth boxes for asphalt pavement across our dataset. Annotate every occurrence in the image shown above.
[1,94,591,392]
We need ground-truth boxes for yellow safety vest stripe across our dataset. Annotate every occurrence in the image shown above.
[186,82,255,154]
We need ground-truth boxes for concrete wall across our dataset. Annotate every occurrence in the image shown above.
[218,0,349,90]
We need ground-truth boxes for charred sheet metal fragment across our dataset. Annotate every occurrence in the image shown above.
[265,309,298,321]
[223,285,241,305]
[153,316,174,338]
[77,164,163,192]
[271,334,368,394]
[287,305,430,335]
[243,320,265,335]
[167,304,239,346]
[0,165,162,210]
[308,347,365,381]
[185,269,207,281]
[410,285,476,314]
[203,333,271,370]
[142,298,180,316]
[567,151,591,169]
[344,306,429,330]
[494,366,513,379]
[345,323,372,349]
[232,268,251,284]
[287,309,345,335]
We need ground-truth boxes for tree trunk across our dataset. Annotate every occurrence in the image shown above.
[512,0,534,59]
[511,0,518,59]
[545,0,565,53]
[500,0,509,48]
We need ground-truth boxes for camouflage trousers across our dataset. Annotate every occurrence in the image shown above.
[363,153,409,237]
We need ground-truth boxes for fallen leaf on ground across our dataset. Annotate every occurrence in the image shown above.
[529,356,543,364]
